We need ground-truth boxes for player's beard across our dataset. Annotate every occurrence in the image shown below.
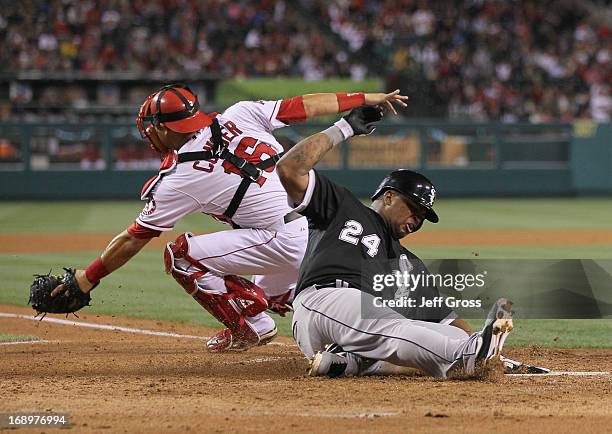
[390,224,408,240]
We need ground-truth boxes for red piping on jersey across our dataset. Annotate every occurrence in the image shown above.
[269,100,279,124]
[196,232,278,261]
[127,221,162,239]
[276,96,307,124]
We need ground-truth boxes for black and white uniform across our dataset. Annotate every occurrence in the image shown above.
[291,171,479,378]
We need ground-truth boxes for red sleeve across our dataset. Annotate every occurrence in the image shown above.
[127,221,161,239]
[276,96,307,124]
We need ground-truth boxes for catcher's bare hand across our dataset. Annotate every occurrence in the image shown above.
[364,89,408,115]
[50,269,93,297]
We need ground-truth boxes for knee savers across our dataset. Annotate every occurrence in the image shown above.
[163,233,269,329]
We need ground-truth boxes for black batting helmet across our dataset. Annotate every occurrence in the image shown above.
[371,169,439,223]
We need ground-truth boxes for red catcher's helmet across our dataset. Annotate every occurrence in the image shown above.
[137,83,212,147]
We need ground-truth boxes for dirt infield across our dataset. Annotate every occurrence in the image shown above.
[3,229,612,254]
[1,304,611,434]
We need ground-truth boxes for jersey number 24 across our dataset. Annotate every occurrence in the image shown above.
[339,220,381,257]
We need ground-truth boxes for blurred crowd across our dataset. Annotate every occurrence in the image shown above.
[0,0,356,79]
[303,0,611,122]
[0,0,610,122]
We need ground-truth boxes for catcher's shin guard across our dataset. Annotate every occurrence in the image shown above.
[223,275,269,317]
[164,233,269,337]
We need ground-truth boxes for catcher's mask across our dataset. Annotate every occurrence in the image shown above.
[137,83,212,152]
[372,169,439,231]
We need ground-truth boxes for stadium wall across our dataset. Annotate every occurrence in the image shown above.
[0,121,609,199]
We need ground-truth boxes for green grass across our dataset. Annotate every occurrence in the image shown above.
[413,245,612,259]
[3,198,611,233]
[1,199,612,346]
[0,333,40,343]
[429,198,612,230]
[465,319,612,349]
[217,78,382,106]
[0,201,227,234]
[3,250,296,335]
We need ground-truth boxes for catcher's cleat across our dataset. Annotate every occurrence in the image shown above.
[206,326,277,353]
[308,344,361,378]
[475,298,514,363]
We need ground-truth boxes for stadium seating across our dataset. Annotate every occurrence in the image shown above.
[0,0,609,121]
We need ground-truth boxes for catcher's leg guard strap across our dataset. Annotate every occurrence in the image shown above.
[191,290,248,333]
[164,232,208,295]
[164,233,268,330]
[224,275,268,317]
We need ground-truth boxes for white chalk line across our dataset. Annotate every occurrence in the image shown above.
[226,356,284,364]
[2,312,610,377]
[0,312,208,340]
[244,410,399,419]
[0,339,53,346]
[508,371,610,377]
[0,312,293,346]
[291,411,399,419]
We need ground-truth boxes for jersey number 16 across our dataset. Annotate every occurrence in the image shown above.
[222,137,277,186]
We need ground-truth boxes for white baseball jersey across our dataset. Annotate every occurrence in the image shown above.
[132,99,304,236]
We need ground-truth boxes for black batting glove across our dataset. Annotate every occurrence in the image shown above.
[343,105,384,135]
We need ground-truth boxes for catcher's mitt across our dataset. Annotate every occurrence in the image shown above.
[29,268,91,315]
